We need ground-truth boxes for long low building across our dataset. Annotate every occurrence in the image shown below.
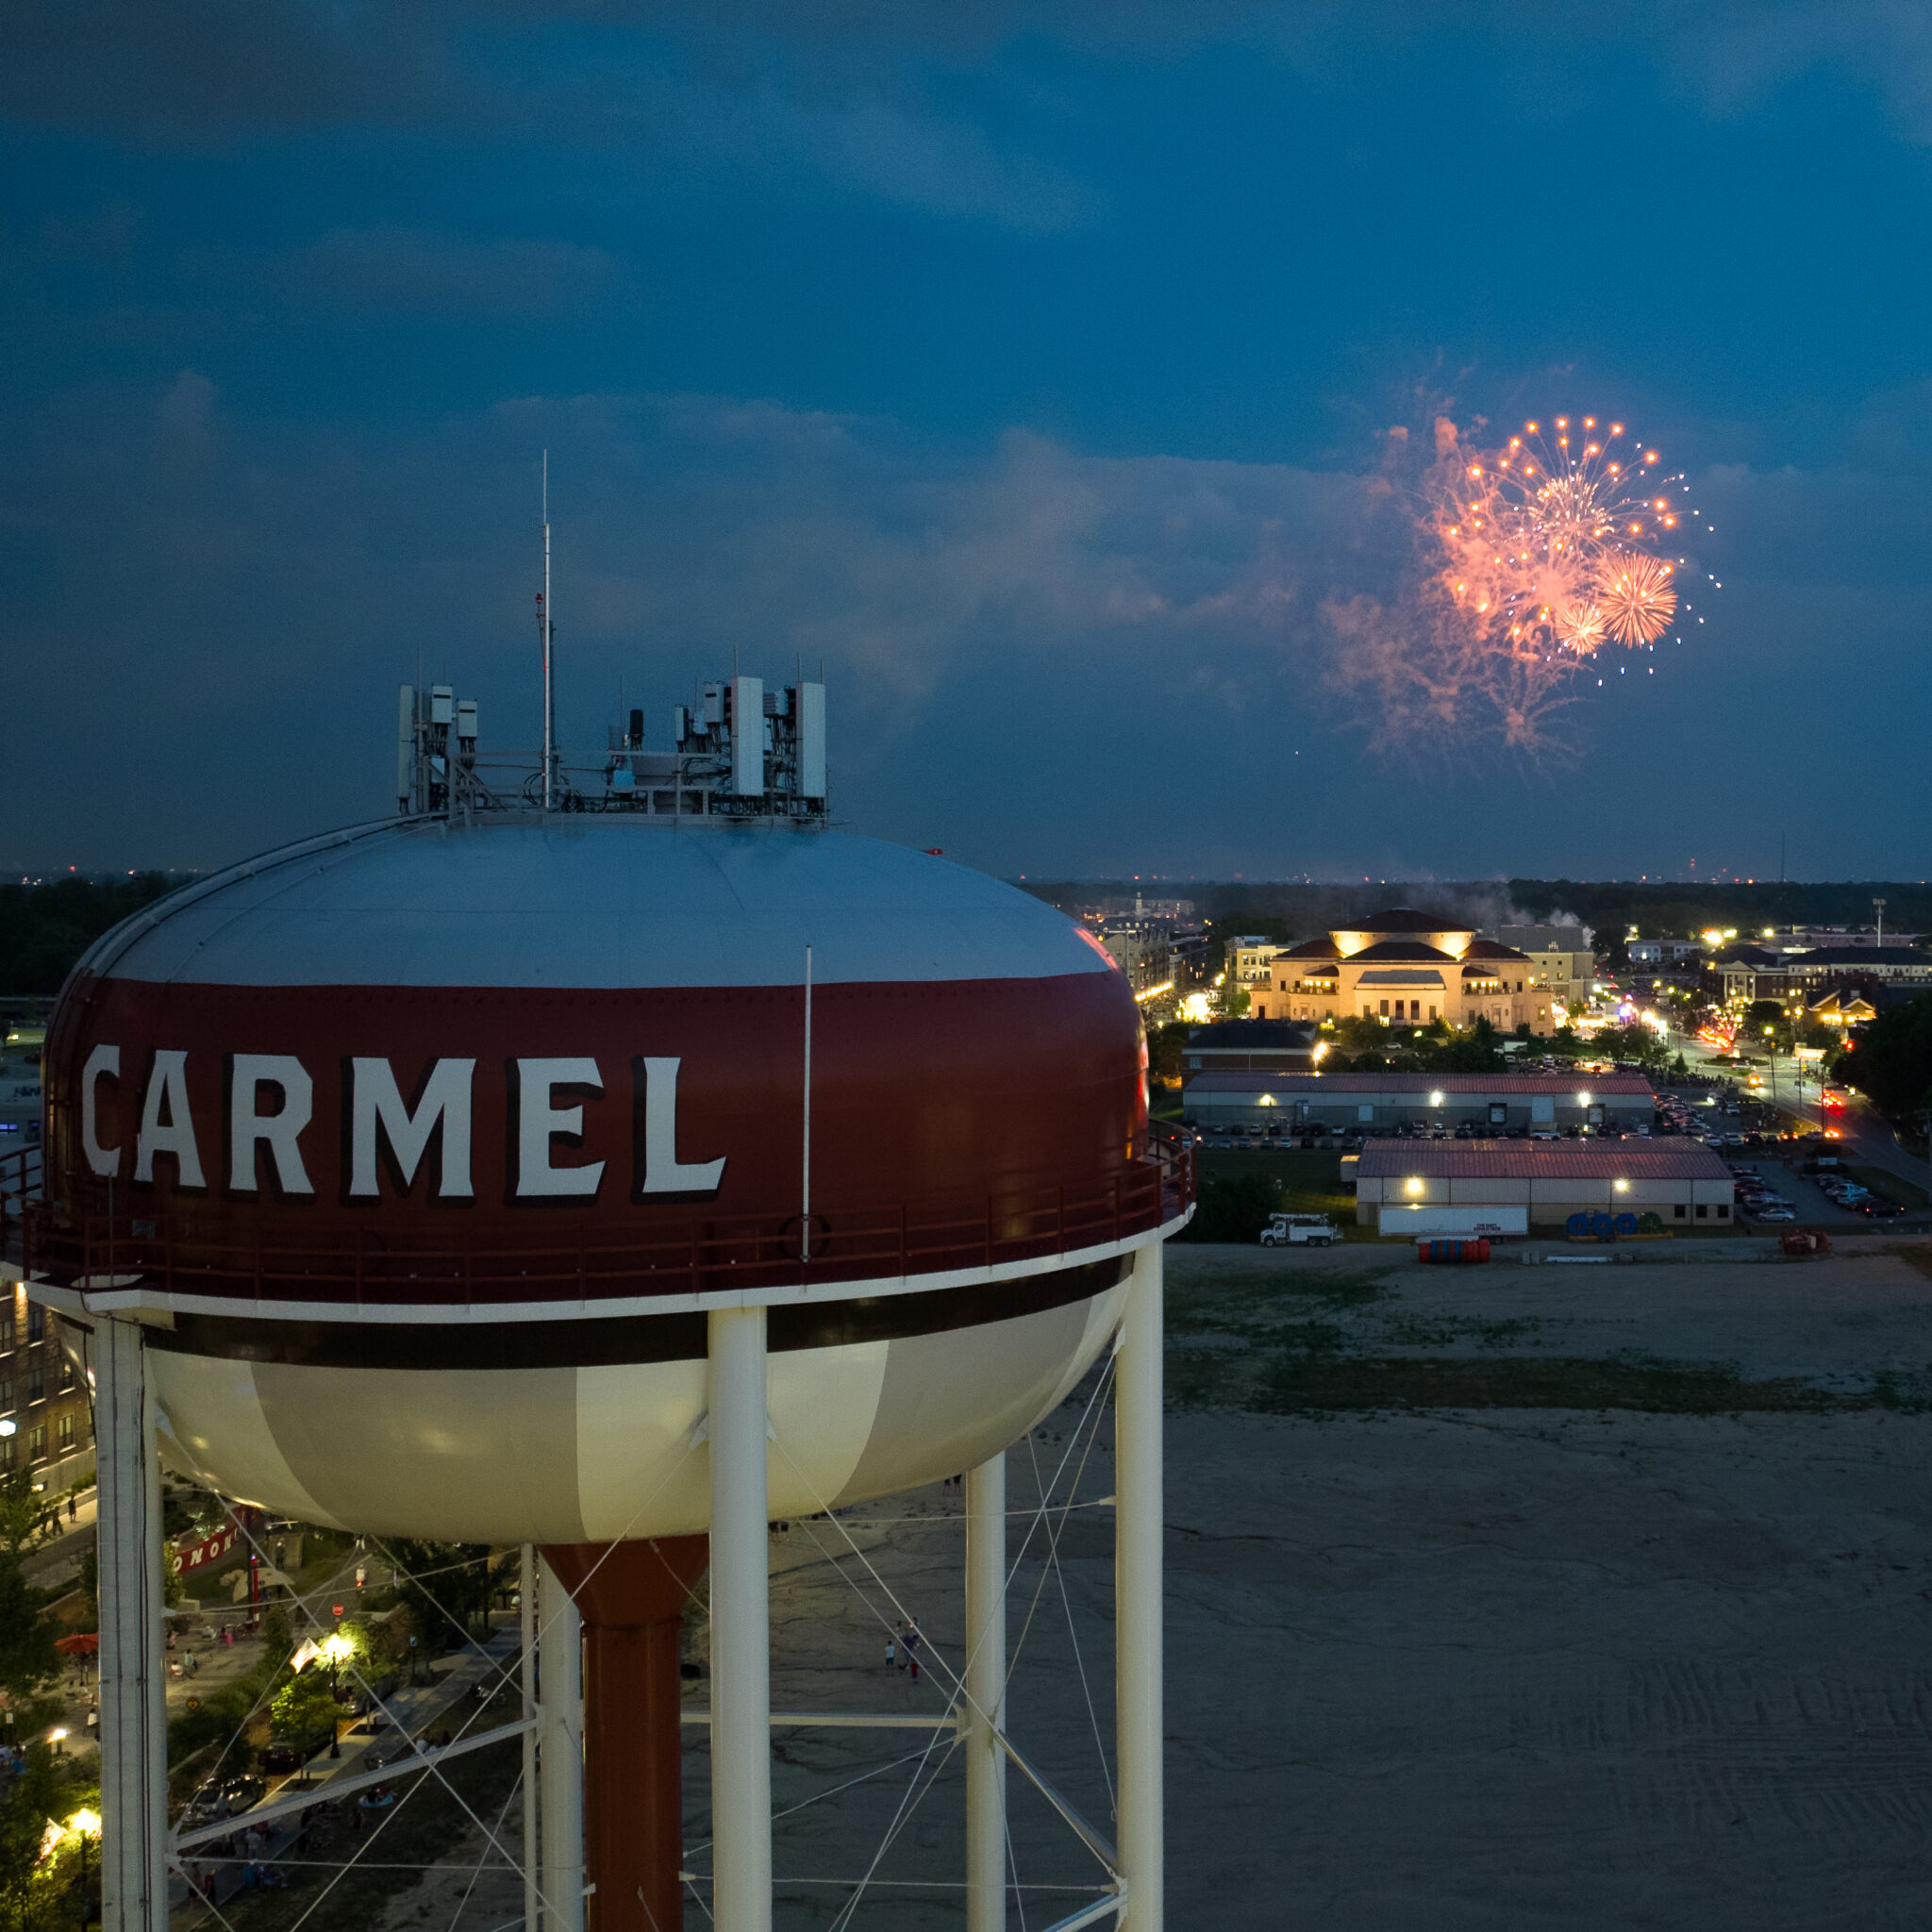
[1181,1070,1656,1134]
[1356,1141,1736,1233]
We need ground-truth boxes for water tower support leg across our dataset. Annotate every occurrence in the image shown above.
[537,1553,585,1932]
[708,1306,773,1932]
[521,1543,539,1932]
[1115,1243,1164,1931]
[92,1314,167,1932]
[965,1451,1008,1932]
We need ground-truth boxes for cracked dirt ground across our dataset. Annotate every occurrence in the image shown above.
[399,1241,1932,1927]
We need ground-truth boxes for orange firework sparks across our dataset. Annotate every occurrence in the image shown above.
[1432,417,1687,659]
[1322,410,1714,760]
[1596,552,1677,644]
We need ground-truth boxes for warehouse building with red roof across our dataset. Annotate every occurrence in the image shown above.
[1182,1070,1656,1135]
[1356,1140,1735,1234]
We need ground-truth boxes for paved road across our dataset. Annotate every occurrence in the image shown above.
[171,1596,524,1918]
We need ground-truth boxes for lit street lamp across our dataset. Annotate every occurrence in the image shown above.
[67,1808,99,1930]
[321,1632,353,1757]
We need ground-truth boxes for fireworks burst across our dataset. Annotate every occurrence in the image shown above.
[1596,551,1677,645]
[1435,415,1687,659]
[1330,411,1709,755]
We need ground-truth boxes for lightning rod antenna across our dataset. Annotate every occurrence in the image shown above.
[541,451,555,811]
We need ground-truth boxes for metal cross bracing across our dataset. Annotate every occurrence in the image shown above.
[70,1238,1166,1932]
[156,1381,1129,1932]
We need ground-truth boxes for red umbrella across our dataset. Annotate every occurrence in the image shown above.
[54,1634,99,1656]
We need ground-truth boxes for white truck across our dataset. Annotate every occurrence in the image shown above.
[1259,1212,1339,1248]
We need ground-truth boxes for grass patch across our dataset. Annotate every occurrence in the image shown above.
[1375,1313,1547,1350]
[1190,1147,1366,1239]
[1167,1262,1388,1337]
[1843,1164,1932,1211]
[1253,1352,1847,1415]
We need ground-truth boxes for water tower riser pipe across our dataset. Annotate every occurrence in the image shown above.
[540,1538,709,1932]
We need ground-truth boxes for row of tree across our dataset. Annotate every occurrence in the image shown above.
[0,874,181,997]
[0,1467,99,1928]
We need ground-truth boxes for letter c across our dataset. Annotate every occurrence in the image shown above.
[81,1044,121,1179]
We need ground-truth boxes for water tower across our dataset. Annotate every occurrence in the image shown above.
[27,669,1189,1931]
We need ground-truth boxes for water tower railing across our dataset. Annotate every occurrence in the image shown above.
[0,1142,42,1269]
[24,1127,1193,1307]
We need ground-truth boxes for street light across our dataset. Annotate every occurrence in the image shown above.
[321,1632,353,1757]
[67,1809,99,1931]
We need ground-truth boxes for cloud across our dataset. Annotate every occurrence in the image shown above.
[0,375,1386,864]
[3,372,1930,883]
[266,228,616,315]
[0,0,1100,230]
[0,0,448,136]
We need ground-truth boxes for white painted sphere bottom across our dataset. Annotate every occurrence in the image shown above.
[152,1277,1131,1542]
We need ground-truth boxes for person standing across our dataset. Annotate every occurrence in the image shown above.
[884,1631,896,1670]
[904,1619,921,1683]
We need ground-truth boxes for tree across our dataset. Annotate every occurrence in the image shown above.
[0,1471,57,1564]
[1174,1173,1286,1244]
[1147,1022,1190,1087]
[1331,1014,1388,1054]
[0,1471,59,1707]
[270,1668,338,1756]
[383,1541,513,1652]
[0,1559,58,1705]
[1836,993,1932,1120]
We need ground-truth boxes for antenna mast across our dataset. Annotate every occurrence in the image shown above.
[541,451,555,811]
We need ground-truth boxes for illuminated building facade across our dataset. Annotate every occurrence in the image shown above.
[1248,908,1550,1031]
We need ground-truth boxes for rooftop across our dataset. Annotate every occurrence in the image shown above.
[1350,940,1457,962]
[1185,1021,1320,1048]
[1182,1071,1655,1095]
[1358,1141,1729,1180]
[1343,908,1471,935]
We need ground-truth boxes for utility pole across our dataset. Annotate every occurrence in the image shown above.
[1874,897,1886,949]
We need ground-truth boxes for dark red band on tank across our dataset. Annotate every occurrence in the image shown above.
[38,970,1159,1305]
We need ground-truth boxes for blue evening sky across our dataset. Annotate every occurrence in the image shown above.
[4,3,1929,881]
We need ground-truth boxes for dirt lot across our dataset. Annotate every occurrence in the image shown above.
[674,1238,1932,1929]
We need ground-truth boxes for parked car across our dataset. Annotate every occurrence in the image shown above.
[179,1783,227,1830]
[221,1775,266,1812]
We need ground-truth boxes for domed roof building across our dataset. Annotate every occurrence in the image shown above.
[1250,908,1551,1032]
